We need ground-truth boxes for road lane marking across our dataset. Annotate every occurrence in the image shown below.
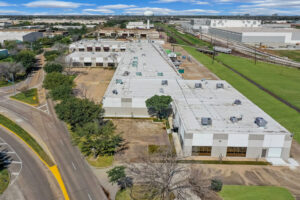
[71,162,77,170]
[88,193,93,200]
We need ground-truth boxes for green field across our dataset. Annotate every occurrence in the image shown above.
[0,114,54,166]
[161,24,300,143]
[273,50,300,62]
[219,185,294,200]
[216,53,300,109]
[0,169,9,194]
[10,88,39,105]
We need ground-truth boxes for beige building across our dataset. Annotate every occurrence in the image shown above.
[96,28,160,39]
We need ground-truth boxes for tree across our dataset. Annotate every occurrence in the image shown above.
[15,50,36,73]
[44,50,60,61]
[55,98,103,127]
[50,84,72,100]
[107,166,126,183]
[127,150,197,200]
[44,62,63,73]
[0,62,24,82]
[107,166,133,190]
[145,95,173,119]
[43,72,73,90]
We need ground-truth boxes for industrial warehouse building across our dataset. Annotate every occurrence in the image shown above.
[0,30,43,44]
[209,27,300,45]
[70,39,292,160]
[96,28,160,39]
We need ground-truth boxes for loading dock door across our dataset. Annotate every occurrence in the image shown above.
[268,148,282,158]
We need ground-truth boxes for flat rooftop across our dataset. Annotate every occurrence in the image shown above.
[213,27,300,33]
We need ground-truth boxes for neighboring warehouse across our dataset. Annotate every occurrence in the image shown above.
[209,27,300,45]
[181,19,261,33]
[85,39,293,160]
[0,30,43,44]
[126,21,154,29]
[96,28,160,39]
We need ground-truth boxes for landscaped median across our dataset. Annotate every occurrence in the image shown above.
[0,114,70,200]
[0,169,9,195]
[10,88,39,106]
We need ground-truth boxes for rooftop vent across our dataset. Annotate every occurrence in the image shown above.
[136,72,142,76]
[116,79,123,84]
[123,71,130,76]
[112,89,118,95]
[254,117,267,127]
[216,83,224,89]
[159,88,164,93]
[195,83,202,88]
[201,117,212,126]
[233,99,242,105]
[161,80,168,86]
[157,72,164,76]
[230,115,243,123]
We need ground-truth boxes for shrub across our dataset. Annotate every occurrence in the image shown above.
[15,50,36,73]
[44,62,63,73]
[43,72,73,90]
[44,50,60,61]
[211,179,223,192]
[146,95,172,119]
[50,84,72,100]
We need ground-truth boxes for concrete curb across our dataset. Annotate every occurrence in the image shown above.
[0,124,70,200]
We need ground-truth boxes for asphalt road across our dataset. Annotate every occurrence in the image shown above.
[0,127,61,200]
[0,97,108,200]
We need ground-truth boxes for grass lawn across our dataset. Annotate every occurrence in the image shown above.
[0,169,10,194]
[0,81,12,88]
[219,185,294,200]
[216,53,300,109]
[273,50,300,62]
[10,88,39,105]
[0,114,54,166]
[86,155,114,168]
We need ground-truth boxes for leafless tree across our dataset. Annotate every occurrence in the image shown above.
[52,43,68,53]
[127,150,198,200]
[78,83,88,99]
[0,62,25,81]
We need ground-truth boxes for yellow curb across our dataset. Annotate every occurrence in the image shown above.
[0,124,70,200]
[9,97,39,107]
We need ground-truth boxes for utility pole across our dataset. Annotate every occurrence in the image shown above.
[254,45,257,65]
[212,49,216,64]
[11,73,16,95]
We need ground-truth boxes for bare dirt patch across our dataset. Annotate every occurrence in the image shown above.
[72,68,115,104]
[162,43,219,80]
[112,119,170,163]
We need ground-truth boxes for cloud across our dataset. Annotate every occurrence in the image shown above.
[0,10,24,14]
[24,1,92,8]
[82,8,115,14]
[151,0,209,5]
[97,4,136,9]
[0,2,15,6]
[123,6,219,15]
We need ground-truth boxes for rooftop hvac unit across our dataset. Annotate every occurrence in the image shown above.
[216,83,224,89]
[161,80,168,86]
[136,72,142,76]
[116,79,123,84]
[230,115,243,123]
[157,72,164,76]
[195,83,202,88]
[233,99,242,105]
[201,117,212,126]
[123,71,130,76]
[159,88,164,93]
[254,117,268,127]
[112,90,118,95]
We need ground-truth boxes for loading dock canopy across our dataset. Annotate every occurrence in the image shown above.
[78,45,84,49]
[103,45,110,48]
[84,57,92,62]
[120,46,126,49]
[96,57,103,62]
[72,57,80,62]
[112,45,118,49]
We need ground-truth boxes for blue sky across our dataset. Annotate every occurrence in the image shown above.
[0,0,299,16]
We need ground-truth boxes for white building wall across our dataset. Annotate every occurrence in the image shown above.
[263,135,285,148]
[228,134,249,147]
[192,134,213,146]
